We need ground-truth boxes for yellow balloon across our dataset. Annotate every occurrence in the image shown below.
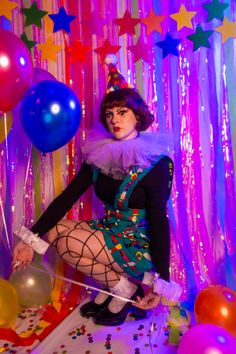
[0,112,12,144]
[0,278,19,328]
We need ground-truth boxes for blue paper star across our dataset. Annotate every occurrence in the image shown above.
[49,6,76,33]
[156,34,182,58]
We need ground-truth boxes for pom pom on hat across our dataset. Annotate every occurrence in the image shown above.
[105,54,118,66]
[105,54,132,93]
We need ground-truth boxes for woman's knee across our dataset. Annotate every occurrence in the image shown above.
[47,219,79,244]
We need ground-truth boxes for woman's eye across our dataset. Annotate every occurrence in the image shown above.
[105,112,112,119]
[119,109,128,116]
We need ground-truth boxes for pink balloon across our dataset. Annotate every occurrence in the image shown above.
[0,29,33,112]
[178,324,236,354]
[32,67,57,84]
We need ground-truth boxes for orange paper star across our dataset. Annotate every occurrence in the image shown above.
[38,36,63,62]
[0,0,18,21]
[141,8,165,35]
[44,15,54,34]
[170,4,196,31]
[215,17,236,43]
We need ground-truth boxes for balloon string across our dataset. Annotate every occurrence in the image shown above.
[149,315,155,354]
[4,113,9,167]
[29,265,136,304]
[0,197,12,256]
[1,114,13,255]
[149,305,169,353]
[23,144,32,195]
[20,144,33,229]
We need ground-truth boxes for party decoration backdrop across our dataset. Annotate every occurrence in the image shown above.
[0,0,236,308]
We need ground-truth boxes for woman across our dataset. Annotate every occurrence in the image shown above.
[13,72,181,326]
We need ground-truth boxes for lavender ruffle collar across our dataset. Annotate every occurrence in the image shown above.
[82,124,174,180]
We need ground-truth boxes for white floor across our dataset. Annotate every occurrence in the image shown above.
[30,299,180,354]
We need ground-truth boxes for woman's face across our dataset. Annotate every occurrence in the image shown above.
[105,106,138,140]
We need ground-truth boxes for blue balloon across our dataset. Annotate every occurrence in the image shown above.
[20,80,81,153]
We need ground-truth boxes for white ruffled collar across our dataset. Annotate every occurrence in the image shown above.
[82,124,173,180]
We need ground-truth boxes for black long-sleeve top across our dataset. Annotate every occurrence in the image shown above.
[31,157,173,281]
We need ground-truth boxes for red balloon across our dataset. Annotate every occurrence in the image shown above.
[0,29,33,112]
[194,285,236,337]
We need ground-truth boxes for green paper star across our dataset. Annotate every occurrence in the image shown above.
[203,0,229,22]
[20,32,37,51]
[187,25,214,51]
[21,1,48,28]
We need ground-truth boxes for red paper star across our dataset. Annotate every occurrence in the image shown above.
[69,41,91,64]
[128,36,152,63]
[81,11,107,37]
[95,39,121,63]
[114,9,140,36]
[141,8,165,35]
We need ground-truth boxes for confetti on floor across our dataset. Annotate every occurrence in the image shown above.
[30,300,183,354]
[0,298,191,354]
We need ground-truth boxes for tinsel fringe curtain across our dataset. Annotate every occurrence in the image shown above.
[0,0,236,302]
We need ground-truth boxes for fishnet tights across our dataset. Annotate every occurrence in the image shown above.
[50,220,125,288]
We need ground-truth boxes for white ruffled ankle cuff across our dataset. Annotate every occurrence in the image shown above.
[110,276,137,297]
[14,225,49,255]
[143,272,182,302]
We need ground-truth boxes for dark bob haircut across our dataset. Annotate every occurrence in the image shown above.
[100,88,154,131]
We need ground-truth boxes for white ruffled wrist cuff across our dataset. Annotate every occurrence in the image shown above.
[14,225,49,255]
[143,272,183,302]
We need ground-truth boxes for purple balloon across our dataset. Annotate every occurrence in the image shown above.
[32,68,56,84]
[178,324,236,354]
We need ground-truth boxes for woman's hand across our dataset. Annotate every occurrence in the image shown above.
[134,288,161,310]
[12,240,34,272]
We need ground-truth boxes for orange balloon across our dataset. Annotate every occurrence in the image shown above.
[194,285,236,337]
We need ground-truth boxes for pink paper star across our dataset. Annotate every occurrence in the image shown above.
[81,10,107,37]
[128,36,152,63]
[114,10,140,36]
[95,39,121,63]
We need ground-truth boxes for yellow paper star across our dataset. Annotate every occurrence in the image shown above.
[215,17,236,43]
[0,0,18,21]
[38,36,63,62]
[141,8,165,35]
[170,4,196,31]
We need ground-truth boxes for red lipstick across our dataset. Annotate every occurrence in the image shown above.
[113,127,121,132]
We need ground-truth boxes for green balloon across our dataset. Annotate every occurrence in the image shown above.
[9,265,52,307]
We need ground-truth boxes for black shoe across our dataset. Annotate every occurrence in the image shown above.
[93,284,146,326]
[80,294,112,318]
